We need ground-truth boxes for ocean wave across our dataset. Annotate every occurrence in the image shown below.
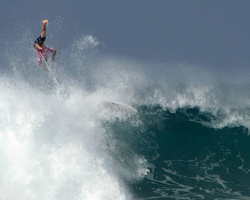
[2,32,250,199]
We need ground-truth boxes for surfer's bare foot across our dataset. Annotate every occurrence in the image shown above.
[43,20,48,24]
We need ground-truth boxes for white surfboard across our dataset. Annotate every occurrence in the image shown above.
[101,101,137,114]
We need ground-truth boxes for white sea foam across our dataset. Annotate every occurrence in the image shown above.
[0,76,148,200]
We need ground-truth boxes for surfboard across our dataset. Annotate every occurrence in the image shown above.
[101,101,137,114]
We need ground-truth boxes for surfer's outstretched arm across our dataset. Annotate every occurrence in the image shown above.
[41,20,48,38]
[34,20,48,50]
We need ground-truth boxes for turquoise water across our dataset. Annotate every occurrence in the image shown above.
[105,106,250,199]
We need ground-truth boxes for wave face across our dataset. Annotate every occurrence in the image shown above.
[1,35,250,200]
[126,106,250,199]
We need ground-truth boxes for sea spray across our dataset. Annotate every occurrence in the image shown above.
[0,78,141,200]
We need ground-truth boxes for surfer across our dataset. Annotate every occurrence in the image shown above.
[34,20,57,72]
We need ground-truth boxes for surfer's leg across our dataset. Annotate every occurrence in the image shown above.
[43,46,57,62]
[41,20,48,38]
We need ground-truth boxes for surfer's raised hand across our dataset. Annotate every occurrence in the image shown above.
[43,20,48,24]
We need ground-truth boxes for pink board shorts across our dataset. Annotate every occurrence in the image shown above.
[37,45,55,62]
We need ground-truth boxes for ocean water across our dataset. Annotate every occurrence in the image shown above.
[1,35,250,200]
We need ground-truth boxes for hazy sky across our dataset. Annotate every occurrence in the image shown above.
[1,0,250,73]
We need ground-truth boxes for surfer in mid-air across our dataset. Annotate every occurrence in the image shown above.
[34,20,57,72]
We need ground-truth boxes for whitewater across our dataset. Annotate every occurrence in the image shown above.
[1,34,250,200]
